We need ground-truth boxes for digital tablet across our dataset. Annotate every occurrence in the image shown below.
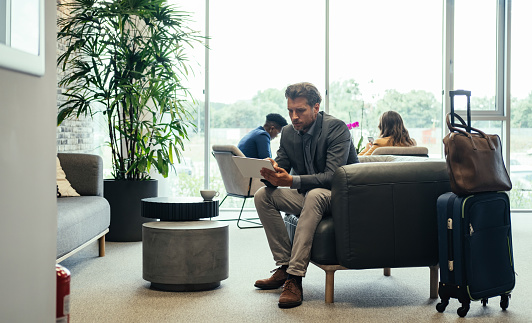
[232,156,275,178]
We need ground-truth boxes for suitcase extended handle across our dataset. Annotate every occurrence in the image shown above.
[449,90,472,133]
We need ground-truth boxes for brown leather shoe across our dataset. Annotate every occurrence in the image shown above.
[254,266,288,290]
[278,277,303,308]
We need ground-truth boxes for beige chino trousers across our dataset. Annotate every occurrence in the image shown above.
[254,186,331,277]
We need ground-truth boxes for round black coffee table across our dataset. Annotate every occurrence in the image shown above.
[141,197,219,221]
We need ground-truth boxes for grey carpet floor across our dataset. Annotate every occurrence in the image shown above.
[60,211,532,323]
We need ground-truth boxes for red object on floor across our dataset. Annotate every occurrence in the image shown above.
[56,264,70,323]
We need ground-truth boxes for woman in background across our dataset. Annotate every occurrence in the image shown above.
[358,110,415,156]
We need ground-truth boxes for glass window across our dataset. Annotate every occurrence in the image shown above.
[158,0,206,198]
[453,0,497,111]
[208,0,324,207]
[509,0,532,209]
[329,1,443,157]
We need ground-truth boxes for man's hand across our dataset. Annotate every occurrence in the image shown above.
[260,158,293,187]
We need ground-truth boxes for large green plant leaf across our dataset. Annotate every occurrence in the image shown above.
[58,0,204,180]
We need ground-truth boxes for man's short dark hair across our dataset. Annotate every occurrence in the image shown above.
[265,113,288,130]
[285,82,322,108]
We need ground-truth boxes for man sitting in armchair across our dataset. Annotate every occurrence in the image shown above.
[253,82,359,308]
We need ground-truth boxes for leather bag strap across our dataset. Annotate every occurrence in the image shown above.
[446,113,495,150]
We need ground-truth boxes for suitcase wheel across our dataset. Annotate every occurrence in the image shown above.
[500,294,510,310]
[481,298,488,306]
[436,300,448,313]
[457,304,470,318]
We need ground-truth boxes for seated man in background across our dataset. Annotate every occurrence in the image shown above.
[254,82,358,308]
[358,110,415,156]
[237,113,288,159]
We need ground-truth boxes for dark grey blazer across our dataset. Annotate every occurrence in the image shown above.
[275,111,359,192]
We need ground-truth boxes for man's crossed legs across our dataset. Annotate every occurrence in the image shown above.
[254,187,331,308]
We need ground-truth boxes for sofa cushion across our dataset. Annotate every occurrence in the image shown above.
[372,146,429,157]
[358,155,430,163]
[56,196,110,259]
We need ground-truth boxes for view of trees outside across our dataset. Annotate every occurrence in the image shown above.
[94,1,530,210]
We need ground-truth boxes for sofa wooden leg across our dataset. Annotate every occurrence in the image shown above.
[325,269,336,303]
[429,265,439,298]
[383,267,391,276]
[98,235,106,257]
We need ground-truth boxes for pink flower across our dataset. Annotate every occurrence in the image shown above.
[346,122,360,130]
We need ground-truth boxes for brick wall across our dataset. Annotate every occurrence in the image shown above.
[56,119,95,152]
[56,0,96,153]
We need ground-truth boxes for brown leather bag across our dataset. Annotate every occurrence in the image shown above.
[443,113,512,196]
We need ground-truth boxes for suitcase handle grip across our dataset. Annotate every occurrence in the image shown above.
[449,90,471,96]
[449,90,472,133]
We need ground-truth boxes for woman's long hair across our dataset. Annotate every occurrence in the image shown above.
[378,111,414,146]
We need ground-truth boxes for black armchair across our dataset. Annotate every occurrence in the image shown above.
[284,156,451,303]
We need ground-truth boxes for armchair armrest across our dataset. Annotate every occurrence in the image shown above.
[330,160,451,269]
[57,153,104,196]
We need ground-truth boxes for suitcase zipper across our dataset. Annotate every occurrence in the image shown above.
[461,195,474,218]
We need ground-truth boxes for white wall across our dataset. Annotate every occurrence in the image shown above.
[0,2,57,322]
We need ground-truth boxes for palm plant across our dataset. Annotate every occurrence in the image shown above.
[57,0,203,180]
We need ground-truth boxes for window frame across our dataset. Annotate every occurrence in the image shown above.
[443,0,511,174]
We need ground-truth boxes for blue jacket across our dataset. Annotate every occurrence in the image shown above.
[237,126,271,159]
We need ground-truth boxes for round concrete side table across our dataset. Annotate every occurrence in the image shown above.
[142,221,229,292]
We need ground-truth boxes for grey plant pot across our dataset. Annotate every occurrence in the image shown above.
[104,179,158,242]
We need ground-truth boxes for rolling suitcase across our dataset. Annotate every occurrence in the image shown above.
[436,191,515,317]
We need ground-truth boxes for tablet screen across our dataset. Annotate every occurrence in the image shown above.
[232,156,275,178]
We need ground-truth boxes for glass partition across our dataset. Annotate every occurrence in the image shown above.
[453,0,497,111]
[329,1,443,157]
[207,0,324,207]
[509,0,532,209]
[157,0,206,199]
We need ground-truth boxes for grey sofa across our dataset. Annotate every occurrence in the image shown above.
[56,153,111,263]
[284,155,452,303]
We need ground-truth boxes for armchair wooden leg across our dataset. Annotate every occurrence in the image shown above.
[383,267,391,276]
[311,262,347,303]
[325,269,336,304]
[98,234,106,257]
[429,265,439,299]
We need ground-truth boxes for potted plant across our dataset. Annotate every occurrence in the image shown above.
[57,0,203,241]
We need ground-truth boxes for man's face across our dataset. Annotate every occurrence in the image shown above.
[287,97,319,133]
[269,127,282,140]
